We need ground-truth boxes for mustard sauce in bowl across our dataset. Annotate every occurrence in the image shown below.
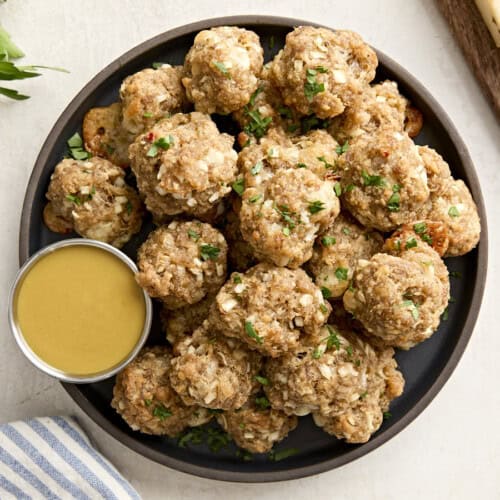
[9,239,152,383]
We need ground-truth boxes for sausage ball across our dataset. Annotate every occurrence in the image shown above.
[129,112,238,221]
[313,345,404,443]
[83,102,134,167]
[270,27,377,119]
[307,213,383,299]
[343,250,449,350]
[111,346,209,436]
[328,80,408,144]
[136,220,227,309]
[264,326,403,418]
[161,294,214,351]
[182,27,264,115]
[340,127,429,231]
[217,396,298,453]
[169,323,262,410]
[44,157,143,248]
[119,65,189,135]
[423,179,480,257]
[237,131,340,268]
[210,263,331,358]
[232,65,301,142]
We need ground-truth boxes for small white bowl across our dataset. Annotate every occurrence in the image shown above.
[8,238,152,384]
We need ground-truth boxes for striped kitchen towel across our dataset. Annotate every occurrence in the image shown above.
[0,416,140,499]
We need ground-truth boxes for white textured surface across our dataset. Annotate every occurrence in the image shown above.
[0,1,499,498]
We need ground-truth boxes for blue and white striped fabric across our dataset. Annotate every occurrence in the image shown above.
[0,416,140,500]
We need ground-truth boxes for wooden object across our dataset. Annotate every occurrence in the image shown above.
[436,0,500,120]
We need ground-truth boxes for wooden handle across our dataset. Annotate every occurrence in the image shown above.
[436,0,500,121]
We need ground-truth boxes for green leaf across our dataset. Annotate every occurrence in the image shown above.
[254,395,271,410]
[448,205,460,218]
[0,86,29,100]
[200,244,220,261]
[334,182,342,197]
[321,287,332,299]
[255,375,269,386]
[0,25,25,59]
[321,236,336,246]
[245,321,263,344]
[147,135,174,157]
[335,267,348,281]
[405,238,418,249]
[67,132,83,148]
[308,200,325,214]
[335,141,349,155]
[187,229,200,241]
[232,178,245,196]
[251,161,263,176]
[362,170,386,187]
[0,60,40,80]
[152,404,172,421]
[213,61,230,78]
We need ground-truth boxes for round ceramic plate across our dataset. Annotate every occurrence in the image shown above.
[19,16,487,482]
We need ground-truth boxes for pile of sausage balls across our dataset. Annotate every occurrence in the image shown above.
[44,26,481,454]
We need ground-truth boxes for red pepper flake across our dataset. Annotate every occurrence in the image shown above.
[382,151,389,158]
[146,132,155,142]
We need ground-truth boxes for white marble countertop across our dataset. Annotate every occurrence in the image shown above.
[1,1,498,498]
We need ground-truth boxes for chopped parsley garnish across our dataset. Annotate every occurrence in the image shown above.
[233,274,242,284]
[334,182,342,197]
[144,399,152,407]
[383,411,392,420]
[401,299,419,320]
[200,244,220,261]
[278,106,293,119]
[304,68,326,102]
[255,395,271,410]
[325,325,341,350]
[274,204,299,231]
[335,141,349,155]
[178,426,231,452]
[450,271,462,278]
[387,184,401,212]
[143,111,153,118]
[126,200,133,215]
[441,306,449,321]
[207,428,232,453]
[147,135,174,157]
[249,194,262,204]
[312,347,323,359]
[414,222,432,244]
[320,303,329,314]
[245,109,272,139]
[213,61,230,77]
[335,267,348,281]
[346,345,353,358]
[321,287,332,299]
[269,35,275,50]
[288,123,300,133]
[255,375,269,386]
[251,161,263,175]
[359,391,368,400]
[152,62,164,69]
[67,132,91,160]
[248,87,262,106]
[188,229,200,241]
[362,170,386,187]
[152,404,172,421]
[245,321,263,344]
[405,238,418,249]
[178,427,204,448]
[282,227,291,236]
[308,200,325,214]
[268,448,299,462]
[297,162,308,168]
[65,194,82,205]
[237,449,253,461]
[232,178,245,196]
[317,156,335,169]
[342,227,351,235]
[344,184,355,192]
[448,205,460,218]
[321,236,336,246]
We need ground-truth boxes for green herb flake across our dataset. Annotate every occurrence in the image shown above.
[244,109,272,138]
[362,170,386,187]
[255,375,269,386]
[67,132,83,148]
[255,395,271,410]
[207,428,232,453]
[236,449,253,461]
[346,345,353,358]
[251,161,263,176]
[269,448,299,462]
[317,156,335,169]
[335,267,348,281]
[200,244,220,261]
[342,227,351,235]
[282,227,291,237]
[245,321,263,344]
[450,271,462,278]
[401,299,419,320]
[359,391,368,400]
[147,135,174,157]
[321,287,332,299]
[312,347,323,359]
[188,229,200,241]
[269,36,275,50]
[233,274,242,284]
[405,238,418,249]
[387,184,401,212]
[383,411,392,420]
[126,200,133,215]
[448,205,460,218]
[335,141,349,155]
[248,194,262,204]
[308,200,325,214]
[143,111,153,118]
[320,303,329,314]
[321,236,336,246]
[325,325,341,350]
[67,132,91,160]
[177,427,205,448]
[144,399,152,407]
[441,306,449,321]
[213,61,230,78]
[232,178,245,196]
[152,62,164,69]
[65,194,82,205]
[278,106,292,119]
[304,68,326,101]
[344,184,355,192]
[334,182,342,197]
[297,162,308,169]
[152,404,172,421]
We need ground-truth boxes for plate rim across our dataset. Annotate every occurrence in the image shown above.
[18,14,488,483]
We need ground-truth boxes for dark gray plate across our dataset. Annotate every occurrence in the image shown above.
[18,16,487,482]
